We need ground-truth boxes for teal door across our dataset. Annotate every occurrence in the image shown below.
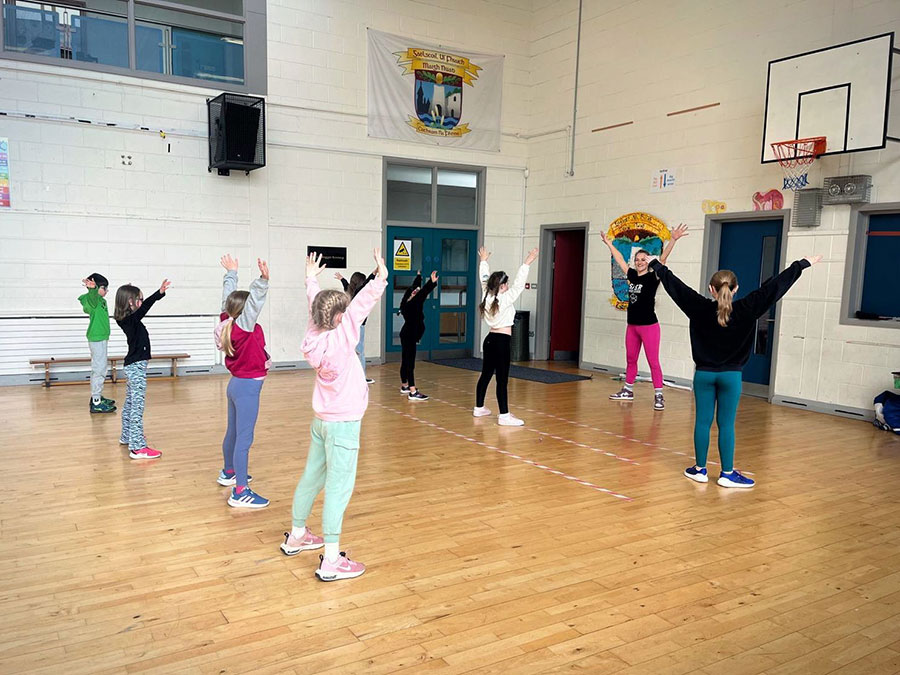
[386,226,478,358]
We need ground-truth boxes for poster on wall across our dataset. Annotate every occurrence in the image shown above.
[393,239,412,271]
[0,138,10,208]
[606,212,671,310]
[367,29,504,151]
[650,168,677,192]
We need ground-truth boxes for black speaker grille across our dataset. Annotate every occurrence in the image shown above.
[208,93,266,173]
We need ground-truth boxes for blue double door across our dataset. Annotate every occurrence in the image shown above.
[385,226,478,359]
[718,218,783,390]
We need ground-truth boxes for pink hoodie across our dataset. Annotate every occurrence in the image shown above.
[302,275,387,422]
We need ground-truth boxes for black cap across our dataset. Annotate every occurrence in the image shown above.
[88,273,109,287]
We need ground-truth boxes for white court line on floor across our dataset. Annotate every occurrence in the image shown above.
[415,376,754,476]
[371,401,634,502]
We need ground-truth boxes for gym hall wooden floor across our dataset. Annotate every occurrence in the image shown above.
[2,362,899,674]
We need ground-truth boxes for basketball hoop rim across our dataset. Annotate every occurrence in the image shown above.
[770,136,827,162]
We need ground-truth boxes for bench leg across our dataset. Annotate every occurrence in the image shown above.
[111,362,117,384]
[172,358,178,378]
[44,363,51,388]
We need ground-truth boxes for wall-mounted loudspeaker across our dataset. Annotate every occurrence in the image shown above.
[208,93,266,176]
[822,175,872,205]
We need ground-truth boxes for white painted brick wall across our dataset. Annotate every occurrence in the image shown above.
[526,0,900,410]
[0,0,529,378]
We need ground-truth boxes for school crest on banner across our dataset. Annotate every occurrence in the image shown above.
[607,213,671,311]
[367,29,504,151]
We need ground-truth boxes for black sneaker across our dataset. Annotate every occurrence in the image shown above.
[101,396,116,405]
[90,399,116,414]
[366,378,375,384]
[400,386,410,394]
[408,391,429,402]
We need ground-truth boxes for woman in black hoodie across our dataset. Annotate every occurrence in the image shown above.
[399,270,438,401]
[649,254,820,489]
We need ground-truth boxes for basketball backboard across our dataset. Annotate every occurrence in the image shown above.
[761,33,896,163]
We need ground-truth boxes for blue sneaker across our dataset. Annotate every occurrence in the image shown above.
[227,487,269,509]
[684,466,708,483]
[216,470,253,487]
[717,470,755,489]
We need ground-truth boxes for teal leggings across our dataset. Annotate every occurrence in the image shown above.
[693,370,742,473]
[292,418,361,544]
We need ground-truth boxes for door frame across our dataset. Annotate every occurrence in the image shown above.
[380,157,487,364]
[701,209,791,400]
[535,222,590,362]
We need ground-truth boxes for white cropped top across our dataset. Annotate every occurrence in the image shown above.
[479,260,531,329]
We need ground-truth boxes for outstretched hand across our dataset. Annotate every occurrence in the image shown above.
[374,248,388,279]
[670,223,689,240]
[306,252,326,278]
[334,271,343,281]
[600,230,611,245]
[160,279,172,294]
[525,247,539,265]
[430,270,439,283]
[82,278,96,289]
[478,246,490,262]
[220,254,239,271]
[803,255,823,266]
[257,258,270,280]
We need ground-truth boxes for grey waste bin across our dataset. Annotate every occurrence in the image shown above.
[511,310,530,362]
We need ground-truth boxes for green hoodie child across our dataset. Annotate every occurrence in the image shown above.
[79,273,116,413]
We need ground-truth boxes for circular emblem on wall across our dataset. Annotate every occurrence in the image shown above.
[607,212,670,310]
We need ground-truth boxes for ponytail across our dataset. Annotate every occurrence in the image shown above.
[709,270,738,327]
[220,318,236,357]
[479,271,507,317]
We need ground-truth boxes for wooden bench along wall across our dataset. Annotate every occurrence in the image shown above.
[29,354,191,387]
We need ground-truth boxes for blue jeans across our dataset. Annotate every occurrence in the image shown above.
[222,377,264,488]
[693,370,742,473]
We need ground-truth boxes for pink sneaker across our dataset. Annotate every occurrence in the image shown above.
[280,529,324,556]
[315,552,366,581]
[129,447,162,459]
[473,406,492,417]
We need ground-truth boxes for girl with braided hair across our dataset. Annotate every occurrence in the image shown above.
[280,248,387,582]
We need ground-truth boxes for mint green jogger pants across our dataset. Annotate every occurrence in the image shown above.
[291,418,361,544]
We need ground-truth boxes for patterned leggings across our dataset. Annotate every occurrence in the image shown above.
[121,360,148,450]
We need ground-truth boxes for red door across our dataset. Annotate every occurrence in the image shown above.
[549,229,585,360]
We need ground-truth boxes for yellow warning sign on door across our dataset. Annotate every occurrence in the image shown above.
[393,239,411,271]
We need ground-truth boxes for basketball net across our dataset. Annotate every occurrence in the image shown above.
[770,137,826,191]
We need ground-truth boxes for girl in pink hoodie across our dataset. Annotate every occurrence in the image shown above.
[280,249,388,581]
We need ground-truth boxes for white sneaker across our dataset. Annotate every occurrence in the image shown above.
[473,406,492,417]
[498,413,524,426]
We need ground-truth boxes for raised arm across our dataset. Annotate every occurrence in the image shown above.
[418,271,439,302]
[737,257,817,319]
[648,260,709,318]
[478,247,490,294]
[338,249,388,342]
[78,283,100,313]
[659,224,688,265]
[305,252,326,314]
[601,231,629,276]
[235,259,269,331]
[220,255,239,311]
[131,281,169,322]
[400,272,422,310]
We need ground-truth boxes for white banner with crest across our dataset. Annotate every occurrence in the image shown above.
[367,29,504,151]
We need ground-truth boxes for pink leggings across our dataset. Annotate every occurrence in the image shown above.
[625,323,663,388]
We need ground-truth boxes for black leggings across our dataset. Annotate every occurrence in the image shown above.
[399,335,418,388]
[476,333,511,414]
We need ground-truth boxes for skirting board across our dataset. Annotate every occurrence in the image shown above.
[580,361,694,390]
[772,396,874,422]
